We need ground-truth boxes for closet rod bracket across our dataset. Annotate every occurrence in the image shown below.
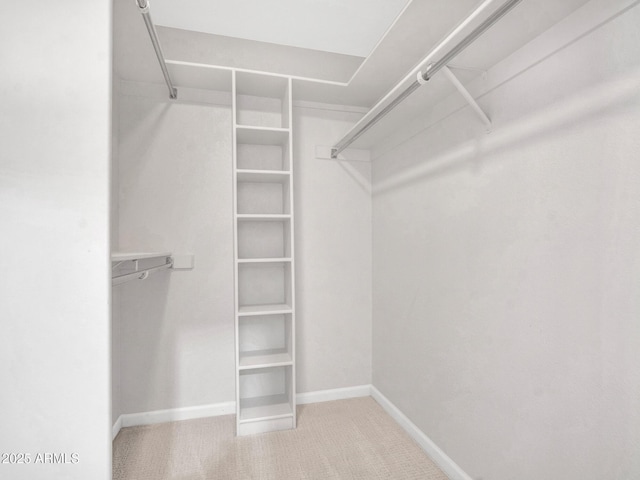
[111,255,174,286]
[442,65,492,132]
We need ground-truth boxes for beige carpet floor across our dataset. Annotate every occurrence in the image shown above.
[113,397,449,480]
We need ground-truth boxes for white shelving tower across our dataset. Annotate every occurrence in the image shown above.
[232,71,296,436]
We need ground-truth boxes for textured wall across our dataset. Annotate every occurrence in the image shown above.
[117,87,235,413]
[293,106,372,392]
[372,2,640,479]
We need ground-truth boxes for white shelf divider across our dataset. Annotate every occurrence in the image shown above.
[236,126,289,146]
[238,394,293,423]
[237,303,293,317]
[238,349,292,370]
[236,214,291,222]
[237,257,292,264]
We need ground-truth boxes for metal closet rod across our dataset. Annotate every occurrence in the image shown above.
[330,0,523,158]
[135,0,178,99]
[112,258,174,286]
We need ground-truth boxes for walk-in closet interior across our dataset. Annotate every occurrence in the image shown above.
[3,0,640,479]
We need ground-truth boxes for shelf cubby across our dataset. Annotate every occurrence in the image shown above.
[237,261,292,309]
[237,177,290,215]
[238,365,294,435]
[236,130,290,172]
[238,313,292,370]
[235,72,290,129]
[239,392,292,422]
[238,217,291,260]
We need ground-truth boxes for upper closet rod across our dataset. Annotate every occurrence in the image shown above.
[330,0,523,159]
[135,0,178,99]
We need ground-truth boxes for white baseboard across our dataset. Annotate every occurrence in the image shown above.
[297,384,372,405]
[112,401,235,440]
[370,386,473,480]
[112,415,122,440]
[112,385,372,440]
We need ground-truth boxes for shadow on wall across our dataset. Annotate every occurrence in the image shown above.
[373,66,640,196]
[117,272,173,469]
[120,102,172,187]
[334,159,372,196]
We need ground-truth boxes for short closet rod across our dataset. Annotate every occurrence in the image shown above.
[112,261,173,286]
[331,0,523,158]
[135,0,177,99]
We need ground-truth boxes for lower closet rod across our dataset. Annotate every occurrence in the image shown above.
[135,0,178,99]
[112,261,173,286]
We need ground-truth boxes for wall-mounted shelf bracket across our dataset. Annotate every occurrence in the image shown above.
[447,63,488,80]
[441,65,492,132]
[111,252,173,286]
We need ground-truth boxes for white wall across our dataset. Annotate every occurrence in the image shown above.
[372,1,640,479]
[113,85,372,415]
[293,105,372,392]
[116,85,235,413]
[111,79,122,426]
[0,1,112,479]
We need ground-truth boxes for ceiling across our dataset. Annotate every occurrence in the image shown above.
[150,0,410,57]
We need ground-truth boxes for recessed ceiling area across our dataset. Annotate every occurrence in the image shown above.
[115,0,594,111]
[150,0,410,57]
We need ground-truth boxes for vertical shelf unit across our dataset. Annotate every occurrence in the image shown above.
[233,71,296,436]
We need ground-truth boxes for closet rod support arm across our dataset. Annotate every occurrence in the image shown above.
[441,66,491,131]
